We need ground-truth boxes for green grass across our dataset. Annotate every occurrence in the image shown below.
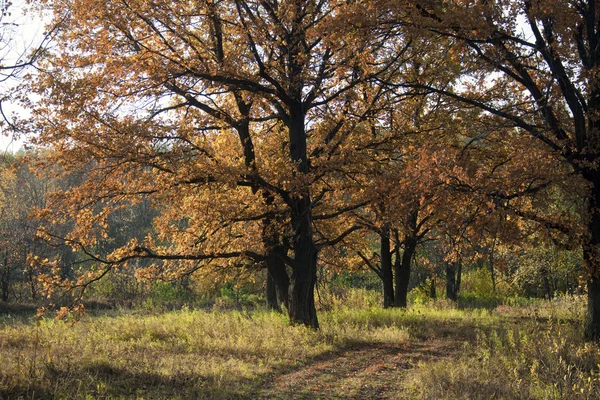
[0,295,598,399]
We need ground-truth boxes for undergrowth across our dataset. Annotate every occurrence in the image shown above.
[403,296,599,399]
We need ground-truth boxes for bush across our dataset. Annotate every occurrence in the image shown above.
[457,291,503,309]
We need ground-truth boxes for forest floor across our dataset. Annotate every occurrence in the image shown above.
[1,296,599,399]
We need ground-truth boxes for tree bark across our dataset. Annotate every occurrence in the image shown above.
[28,268,36,300]
[540,265,554,299]
[584,173,600,340]
[266,272,279,311]
[265,246,290,312]
[394,211,418,308]
[586,276,600,340]
[446,262,457,301]
[381,224,395,308]
[287,102,319,329]
[456,261,462,297]
[0,255,9,302]
[289,199,318,328]
[394,237,416,308]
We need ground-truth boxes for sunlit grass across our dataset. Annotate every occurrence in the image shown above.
[0,294,597,399]
[0,305,414,399]
[0,309,325,398]
[403,321,600,399]
[401,296,600,399]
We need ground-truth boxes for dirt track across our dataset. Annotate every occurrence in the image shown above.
[259,339,463,399]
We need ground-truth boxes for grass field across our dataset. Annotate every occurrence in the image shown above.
[1,295,599,399]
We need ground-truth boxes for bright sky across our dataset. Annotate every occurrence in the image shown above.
[0,0,48,153]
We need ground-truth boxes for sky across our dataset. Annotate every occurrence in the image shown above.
[0,0,48,153]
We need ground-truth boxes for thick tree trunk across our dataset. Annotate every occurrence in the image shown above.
[394,237,416,308]
[261,197,290,314]
[584,173,600,340]
[265,246,290,311]
[380,224,395,308]
[586,277,600,340]
[289,199,318,328]
[287,103,318,329]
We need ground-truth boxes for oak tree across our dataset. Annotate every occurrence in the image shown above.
[28,0,401,327]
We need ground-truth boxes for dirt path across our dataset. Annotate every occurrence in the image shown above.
[258,339,464,399]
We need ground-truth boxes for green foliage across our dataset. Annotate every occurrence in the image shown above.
[457,291,503,309]
[407,278,437,305]
[403,297,595,399]
[330,271,382,292]
[213,282,264,310]
[317,287,381,312]
[316,272,382,311]
[150,281,192,303]
[493,245,582,299]
[448,268,501,308]
[513,247,582,298]
[461,267,496,295]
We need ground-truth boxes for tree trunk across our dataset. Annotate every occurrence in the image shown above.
[1,279,8,302]
[0,255,9,302]
[446,262,457,301]
[28,268,36,300]
[287,103,318,329]
[266,272,279,311]
[265,246,290,312]
[456,261,462,296]
[289,200,318,328]
[394,237,416,308]
[584,173,600,340]
[586,276,600,340]
[380,224,394,308]
[430,276,437,300]
[541,265,554,299]
[261,200,290,314]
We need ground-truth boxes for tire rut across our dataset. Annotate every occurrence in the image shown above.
[259,339,463,399]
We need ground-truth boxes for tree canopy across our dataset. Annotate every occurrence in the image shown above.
[13,0,598,338]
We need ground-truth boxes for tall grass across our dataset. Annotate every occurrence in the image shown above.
[0,305,414,399]
[403,296,600,399]
[0,309,318,398]
[0,293,598,399]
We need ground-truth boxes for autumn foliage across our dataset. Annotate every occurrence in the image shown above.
[2,0,594,340]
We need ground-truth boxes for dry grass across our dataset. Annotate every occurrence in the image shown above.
[0,306,412,399]
[0,295,598,399]
[402,296,600,400]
